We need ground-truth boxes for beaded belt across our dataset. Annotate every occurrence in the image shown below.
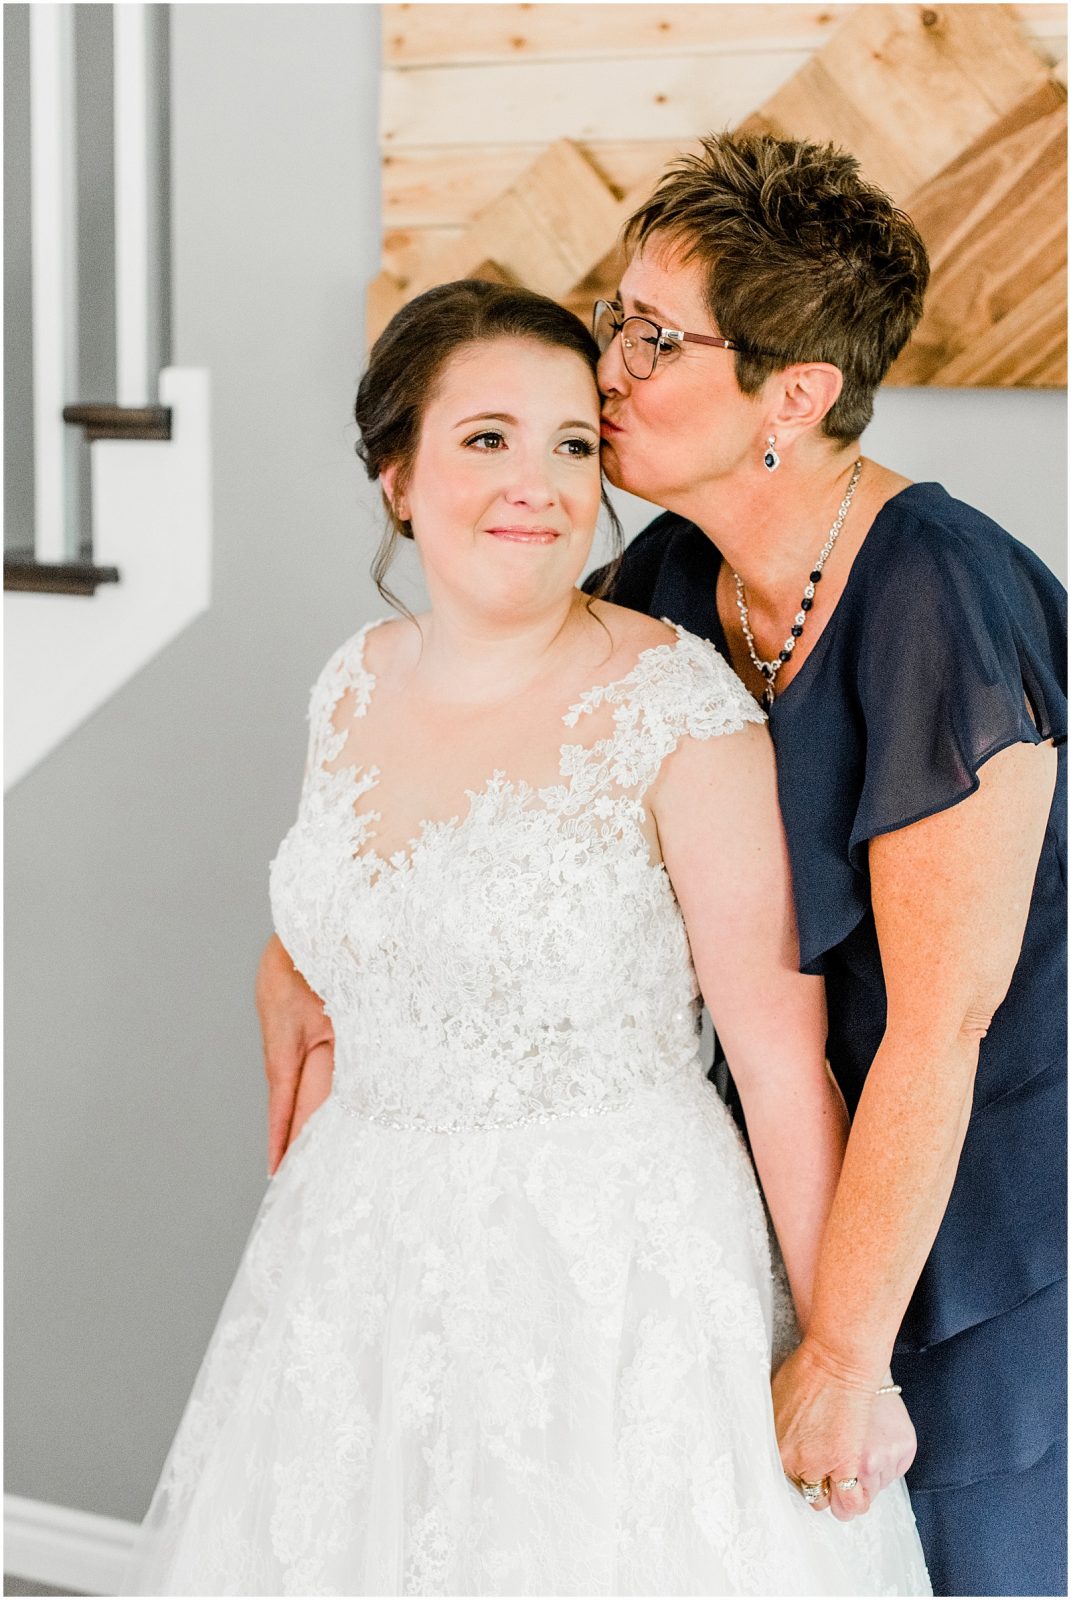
[329,1059,705,1135]
[330,1089,642,1135]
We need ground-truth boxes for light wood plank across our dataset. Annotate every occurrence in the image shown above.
[382,4,1062,67]
[1014,2,1068,42]
[375,3,1066,388]
[383,139,700,229]
[917,268,1066,385]
[365,270,408,347]
[383,4,853,66]
[908,79,1066,274]
[741,4,1049,202]
[402,140,625,298]
[381,50,810,147]
[889,78,1066,386]
[371,143,638,340]
[1023,31,1067,68]
[383,216,636,301]
[384,227,464,285]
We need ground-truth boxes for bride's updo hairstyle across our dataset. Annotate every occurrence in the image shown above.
[355,279,623,612]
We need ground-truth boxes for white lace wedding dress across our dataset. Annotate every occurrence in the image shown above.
[122,618,931,1596]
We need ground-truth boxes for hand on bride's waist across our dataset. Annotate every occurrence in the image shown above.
[256,932,335,1176]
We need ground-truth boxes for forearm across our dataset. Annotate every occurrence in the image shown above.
[257,931,297,1001]
[736,1060,849,1331]
[806,1025,978,1381]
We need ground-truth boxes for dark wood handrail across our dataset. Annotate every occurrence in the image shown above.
[62,403,171,442]
[4,554,121,596]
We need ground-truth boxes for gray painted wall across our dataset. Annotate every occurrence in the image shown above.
[3,1,1066,1525]
[5,3,383,1520]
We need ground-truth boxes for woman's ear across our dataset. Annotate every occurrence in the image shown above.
[769,363,844,438]
[380,464,408,522]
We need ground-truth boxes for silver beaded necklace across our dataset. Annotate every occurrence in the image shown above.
[733,456,864,711]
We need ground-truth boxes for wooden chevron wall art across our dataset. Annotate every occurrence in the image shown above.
[369,3,1067,388]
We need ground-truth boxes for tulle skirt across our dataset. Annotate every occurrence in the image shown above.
[121,1070,931,1595]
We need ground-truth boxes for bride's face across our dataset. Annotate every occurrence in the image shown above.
[389,337,603,619]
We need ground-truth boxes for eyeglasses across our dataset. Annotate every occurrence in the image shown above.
[592,298,774,380]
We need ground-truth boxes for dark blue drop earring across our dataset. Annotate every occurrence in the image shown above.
[763,435,781,472]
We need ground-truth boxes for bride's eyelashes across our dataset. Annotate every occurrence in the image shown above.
[462,429,508,450]
[461,430,598,458]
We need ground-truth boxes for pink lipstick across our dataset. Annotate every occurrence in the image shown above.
[485,527,560,544]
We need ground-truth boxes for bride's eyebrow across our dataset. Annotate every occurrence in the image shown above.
[453,414,598,432]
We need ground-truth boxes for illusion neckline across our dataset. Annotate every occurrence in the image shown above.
[316,613,698,882]
[347,613,692,729]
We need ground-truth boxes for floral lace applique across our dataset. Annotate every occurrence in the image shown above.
[122,618,930,1597]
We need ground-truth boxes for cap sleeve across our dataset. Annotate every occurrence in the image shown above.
[849,513,1067,867]
[655,624,768,747]
[560,622,765,804]
[300,622,381,784]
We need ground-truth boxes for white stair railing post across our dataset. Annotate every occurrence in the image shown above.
[113,2,163,408]
[29,3,79,562]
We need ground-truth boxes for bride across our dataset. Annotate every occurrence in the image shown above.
[122,279,930,1596]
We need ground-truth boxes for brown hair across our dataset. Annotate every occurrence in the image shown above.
[355,279,622,612]
[623,133,929,442]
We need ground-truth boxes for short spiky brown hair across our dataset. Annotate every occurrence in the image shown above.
[623,133,929,442]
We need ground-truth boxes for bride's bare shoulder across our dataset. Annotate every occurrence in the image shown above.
[584,599,678,671]
[360,611,427,682]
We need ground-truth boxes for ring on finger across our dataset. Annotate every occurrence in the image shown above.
[797,1476,830,1505]
[835,1477,860,1492]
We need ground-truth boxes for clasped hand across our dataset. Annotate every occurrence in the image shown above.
[773,1336,917,1521]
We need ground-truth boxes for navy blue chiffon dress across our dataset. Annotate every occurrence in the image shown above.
[587,482,1067,1597]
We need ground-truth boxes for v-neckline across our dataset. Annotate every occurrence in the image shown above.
[703,482,931,716]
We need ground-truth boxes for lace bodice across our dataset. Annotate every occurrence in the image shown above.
[269,618,765,1133]
[129,617,933,1598]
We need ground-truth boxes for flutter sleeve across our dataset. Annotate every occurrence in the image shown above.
[848,512,1067,869]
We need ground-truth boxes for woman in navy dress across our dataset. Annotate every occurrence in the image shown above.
[256,135,1065,1595]
[592,487,1066,1597]
[580,136,1066,1597]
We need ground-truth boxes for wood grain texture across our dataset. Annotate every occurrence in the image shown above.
[372,3,1066,388]
[889,77,1067,386]
[415,141,623,292]
[384,227,465,287]
[383,139,703,229]
[921,267,1067,384]
[380,50,809,146]
[740,4,1050,201]
[383,3,1064,66]
[366,269,409,344]
[370,141,632,338]
[383,4,853,65]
